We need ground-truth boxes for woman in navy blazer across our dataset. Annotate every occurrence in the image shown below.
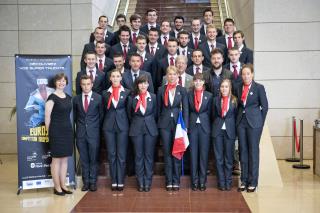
[188,73,213,191]
[212,78,238,191]
[236,64,268,193]
[157,66,189,191]
[102,69,131,191]
[128,75,158,192]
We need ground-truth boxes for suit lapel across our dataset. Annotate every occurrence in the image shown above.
[216,96,222,117]
[199,92,208,112]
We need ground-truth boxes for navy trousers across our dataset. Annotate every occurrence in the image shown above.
[213,130,235,188]
[76,135,100,184]
[131,134,157,187]
[189,124,210,185]
[237,116,262,187]
[104,129,128,185]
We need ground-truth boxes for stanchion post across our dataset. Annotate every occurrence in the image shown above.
[286,116,299,162]
[293,119,310,169]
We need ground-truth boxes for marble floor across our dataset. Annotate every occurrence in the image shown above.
[0,154,319,213]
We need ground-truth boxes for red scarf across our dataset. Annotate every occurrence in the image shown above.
[194,88,203,112]
[241,83,250,103]
[107,85,121,109]
[135,91,147,112]
[221,96,229,117]
[164,83,177,106]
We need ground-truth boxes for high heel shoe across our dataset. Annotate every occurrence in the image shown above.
[54,188,65,196]
[61,187,73,194]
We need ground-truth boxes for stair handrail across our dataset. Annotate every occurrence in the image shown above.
[124,0,130,16]
[224,0,232,19]
[110,0,121,27]
[217,0,224,28]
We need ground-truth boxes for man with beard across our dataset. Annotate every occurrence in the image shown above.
[170,16,185,38]
[208,48,232,97]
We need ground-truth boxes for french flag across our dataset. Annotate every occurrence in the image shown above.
[172,111,189,160]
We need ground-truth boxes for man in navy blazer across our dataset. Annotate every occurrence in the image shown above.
[76,52,106,95]
[189,18,207,50]
[110,25,137,69]
[89,15,114,45]
[158,20,174,47]
[216,18,236,49]
[177,31,193,67]
[129,14,147,45]
[122,53,154,93]
[135,35,155,77]
[95,41,115,73]
[146,27,167,58]
[81,27,111,69]
[140,8,160,34]
[234,30,253,64]
[73,75,104,192]
[199,24,227,67]
[169,16,185,38]
[200,9,223,37]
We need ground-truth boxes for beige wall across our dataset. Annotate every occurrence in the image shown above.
[229,0,320,159]
[0,0,92,153]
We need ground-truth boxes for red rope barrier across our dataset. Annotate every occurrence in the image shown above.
[293,119,300,152]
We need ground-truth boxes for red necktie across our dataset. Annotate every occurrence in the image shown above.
[233,64,238,79]
[194,37,199,49]
[164,36,168,47]
[178,76,182,86]
[227,36,233,49]
[221,96,229,117]
[123,44,127,60]
[107,85,121,109]
[150,46,155,56]
[135,92,147,112]
[140,56,144,69]
[98,59,103,72]
[194,89,203,112]
[164,83,177,106]
[89,70,94,82]
[132,33,137,45]
[170,56,174,66]
[196,66,200,74]
[241,84,250,103]
[84,95,89,112]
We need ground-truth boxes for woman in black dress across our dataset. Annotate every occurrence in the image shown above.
[45,73,73,196]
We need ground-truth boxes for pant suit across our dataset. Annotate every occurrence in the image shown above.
[188,90,213,186]
[236,81,268,187]
[73,92,104,185]
[102,86,131,186]
[212,95,237,189]
[157,85,189,186]
[128,92,158,188]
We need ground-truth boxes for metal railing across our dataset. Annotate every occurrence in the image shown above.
[217,0,233,27]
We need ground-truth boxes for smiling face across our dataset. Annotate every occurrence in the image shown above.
[109,70,122,86]
[119,30,130,44]
[94,28,104,42]
[166,68,178,84]
[161,21,171,35]
[98,17,108,30]
[113,56,124,70]
[138,81,149,93]
[80,78,93,95]
[147,11,157,24]
[203,11,213,24]
[55,77,67,90]
[192,50,204,65]
[241,67,254,85]
[136,38,147,52]
[129,55,142,71]
[84,53,97,69]
[224,21,235,35]
[191,19,201,33]
[194,79,205,90]
[220,80,231,97]
[206,27,217,42]
[211,53,223,69]
[131,18,141,31]
[148,30,159,44]
[174,18,184,30]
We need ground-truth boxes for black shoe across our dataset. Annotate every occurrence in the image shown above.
[218,187,226,191]
[117,185,124,191]
[138,186,144,192]
[54,188,65,196]
[166,185,173,191]
[191,184,198,191]
[199,184,206,191]
[89,183,97,192]
[61,187,73,194]
[237,184,246,192]
[81,184,89,191]
[111,184,117,191]
[172,185,180,191]
[247,186,256,193]
[144,186,150,192]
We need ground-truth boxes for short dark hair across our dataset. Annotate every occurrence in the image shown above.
[130,14,142,23]
[168,37,179,45]
[178,31,189,38]
[228,47,240,54]
[233,30,244,38]
[133,75,149,96]
[224,18,235,25]
[94,27,104,33]
[202,8,213,16]
[95,41,106,47]
[85,51,96,59]
[129,52,141,61]
[192,48,204,56]
[80,74,92,83]
[146,8,158,15]
[113,53,123,59]
[174,16,184,22]
[98,15,108,22]
[210,48,224,57]
[148,27,160,35]
[116,14,126,22]
[53,73,68,87]
[118,25,131,35]
[241,64,254,73]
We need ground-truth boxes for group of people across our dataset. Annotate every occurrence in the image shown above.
[44,8,268,196]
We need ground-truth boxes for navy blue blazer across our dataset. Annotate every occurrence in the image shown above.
[140,23,160,34]
[75,70,106,95]
[110,43,137,68]
[199,41,227,67]
[102,87,131,132]
[239,46,254,65]
[177,47,193,67]
[128,93,158,137]
[188,90,213,134]
[89,31,114,45]
[185,65,211,76]
[101,57,115,73]
[146,43,167,58]
[236,81,268,128]
[73,92,104,139]
[188,34,206,49]
[222,62,244,94]
[121,70,154,93]
[80,42,111,70]
[212,96,237,139]
[157,85,189,129]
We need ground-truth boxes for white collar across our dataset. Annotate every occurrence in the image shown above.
[107,85,125,93]
[82,90,93,98]
[135,91,151,100]
[86,67,96,72]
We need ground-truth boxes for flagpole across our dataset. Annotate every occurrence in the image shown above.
[180,102,184,176]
